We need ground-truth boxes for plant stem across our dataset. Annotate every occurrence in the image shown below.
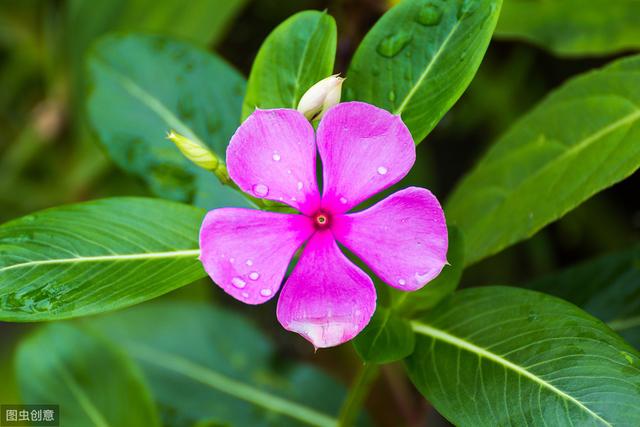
[337,362,380,427]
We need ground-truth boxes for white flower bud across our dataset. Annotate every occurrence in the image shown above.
[166,130,220,171]
[297,74,345,120]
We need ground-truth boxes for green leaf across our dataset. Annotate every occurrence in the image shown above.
[353,307,415,364]
[241,11,337,120]
[406,286,640,426]
[345,0,502,143]
[90,301,354,427]
[495,0,640,57]
[0,198,205,321]
[86,33,247,209]
[16,323,159,427]
[525,245,640,348]
[446,54,640,266]
[67,0,247,109]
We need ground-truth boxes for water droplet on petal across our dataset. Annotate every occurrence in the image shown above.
[232,277,246,288]
[229,258,235,263]
[415,271,433,283]
[260,288,272,297]
[291,197,297,201]
[339,197,348,204]
[253,184,269,197]
[241,292,249,298]
[417,3,443,26]
[398,279,406,286]
[376,31,413,58]
[246,259,253,266]
[297,181,303,190]
[272,153,281,161]
[377,166,388,175]
[249,272,260,280]
[287,169,292,174]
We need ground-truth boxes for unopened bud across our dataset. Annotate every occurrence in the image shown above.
[167,130,220,171]
[297,74,345,120]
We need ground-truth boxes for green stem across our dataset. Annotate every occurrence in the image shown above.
[607,315,640,332]
[337,363,379,427]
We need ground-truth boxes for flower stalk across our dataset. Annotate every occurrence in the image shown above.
[337,362,380,427]
[167,130,273,209]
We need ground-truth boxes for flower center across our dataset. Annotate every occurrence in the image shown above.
[313,211,331,229]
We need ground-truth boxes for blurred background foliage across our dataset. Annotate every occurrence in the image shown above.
[0,0,639,425]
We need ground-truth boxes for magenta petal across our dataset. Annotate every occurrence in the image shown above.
[276,231,376,348]
[227,109,321,214]
[199,208,314,304]
[333,187,448,291]
[317,102,416,214]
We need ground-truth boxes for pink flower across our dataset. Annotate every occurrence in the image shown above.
[199,102,448,348]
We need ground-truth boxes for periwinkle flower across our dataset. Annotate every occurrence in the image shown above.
[200,101,448,348]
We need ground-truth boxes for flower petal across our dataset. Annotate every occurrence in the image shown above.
[200,208,314,304]
[317,102,415,214]
[333,187,448,291]
[276,231,376,348]
[227,109,320,214]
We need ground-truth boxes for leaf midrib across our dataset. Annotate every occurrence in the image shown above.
[393,14,463,115]
[0,249,200,273]
[290,13,326,109]
[93,56,206,147]
[457,108,640,262]
[411,320,613,427]
[129,343,338,427]
[58,364,111,427]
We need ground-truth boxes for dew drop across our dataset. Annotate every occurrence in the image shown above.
[376,31,413,58]
[417,3,443,26]
[232,277,246,288]
[297,181,303,190]
[388,91,396,102]
[253,184,269,197]
[398,279,406,286]
[249,272,260,280]
[260,288,272,297]
[242,292,249,298]
[272,152,281,161]
[339,197,348,204]
[291,196,297,201]
[377,166,388,175]
[287,169,292,174]
[457,0,478,19]
[414,271,433,283]
[246,259,253,266]
[229,258,235,263]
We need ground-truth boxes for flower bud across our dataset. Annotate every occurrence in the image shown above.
[166,130,220,171]
[297,74,345,120]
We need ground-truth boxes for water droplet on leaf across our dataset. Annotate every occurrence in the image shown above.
[417,4,442,26]
[376,31,413,58]
[457,0,478,19]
